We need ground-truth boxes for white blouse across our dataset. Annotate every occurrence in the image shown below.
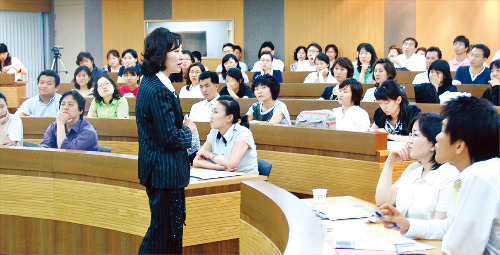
[179,84,203,99]
[332,106,370,132]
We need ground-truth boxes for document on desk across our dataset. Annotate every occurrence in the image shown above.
[310,203,373,220]
[190,168,243,180]
[329,236,435,253]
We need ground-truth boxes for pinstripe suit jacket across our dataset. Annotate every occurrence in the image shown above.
[136,74,192,189]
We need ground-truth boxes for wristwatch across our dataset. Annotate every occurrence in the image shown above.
[210,153,217,160]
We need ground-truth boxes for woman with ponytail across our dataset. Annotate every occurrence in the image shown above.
[193,95,258,174]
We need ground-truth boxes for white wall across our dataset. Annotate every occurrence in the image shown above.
[54,0,85,83]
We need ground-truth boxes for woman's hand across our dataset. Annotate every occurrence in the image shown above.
[360,63,369,72]
[429,71,443,88]
[2,65,18,73]
[386,143,412,165]
[196,149,212,160]
[489,78,499,87]
[319,68,329,78]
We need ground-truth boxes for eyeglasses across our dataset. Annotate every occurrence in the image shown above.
[97,82,113,88]
[307,49,319,53]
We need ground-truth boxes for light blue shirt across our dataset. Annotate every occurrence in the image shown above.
[16,93,62,117]
[207,123,258,175]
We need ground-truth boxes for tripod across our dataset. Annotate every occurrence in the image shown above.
[50,46,71,80]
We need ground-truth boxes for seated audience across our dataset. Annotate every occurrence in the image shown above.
[189,71,220,122]
[453,44,491,85]
[192,50,209,71]
[362,58,397,102]
[318,57,354,100]
[216,43,248,72]
[481,59,500,106]
[389,37,426,71]
[119,67,140,97]
[247,74,291,125]
[0,92,23,146]
[73,66,94,97]
[296,43,322,72]
[416,47,427,56]
[39,90,99,151]
[332,79,370,132]
[170,50,194,83]
[379,96,499,255]
[220,68,252,99]
[88,75,129,119]
[304,53,336,84]
[370,80,421,142]
[415,60,457,103]
[325,44,339,69]
[104,49,122,72]
[117,49,141,82]
[233,45,248,71]
[76,51,106,83]
[353,43,377,84]
[387,44,402,59]
[218,54,249,83]
[448,35,470,72]
[290,46,307,72]
[0,43,27,81]
[193,96,258,175]
[250,41,285,72]
[252,51,283,82]
[179,63,205,99]
[412,47,442,85]
[376,113,457,220]
[16,70,62,117]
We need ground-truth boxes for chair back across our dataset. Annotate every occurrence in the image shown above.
[257,158,272,177]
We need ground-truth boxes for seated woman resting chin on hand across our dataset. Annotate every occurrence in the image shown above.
[193,96,258,175]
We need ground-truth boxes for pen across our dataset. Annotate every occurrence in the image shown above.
[374,211,400,229]
[312,209,329,220]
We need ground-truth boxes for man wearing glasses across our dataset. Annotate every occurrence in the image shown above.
[389,37,426,72]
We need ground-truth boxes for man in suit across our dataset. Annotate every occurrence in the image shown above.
[136,27,196,254]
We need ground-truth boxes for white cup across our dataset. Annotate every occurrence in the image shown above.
[312,188,327,204]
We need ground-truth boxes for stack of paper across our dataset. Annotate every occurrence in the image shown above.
[310,203,373,220]
[330,236,435,253]
[190,168,243,180]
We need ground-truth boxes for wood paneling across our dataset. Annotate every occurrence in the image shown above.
[284,0,385,69]
[171,0,244,71]
[0,0,51,12]
[101,0,144,66]
[416,0,500,62]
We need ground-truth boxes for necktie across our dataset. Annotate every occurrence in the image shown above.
[452,178,462,208]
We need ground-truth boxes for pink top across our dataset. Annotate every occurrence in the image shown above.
[120,85,139,97]
[448,57,470,72]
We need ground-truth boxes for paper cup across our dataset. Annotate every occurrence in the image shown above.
[312,188,327,204]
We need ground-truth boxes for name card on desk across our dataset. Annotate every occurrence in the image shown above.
[190,168,243,183]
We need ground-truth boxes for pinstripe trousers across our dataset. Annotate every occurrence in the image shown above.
[138,187,186,254]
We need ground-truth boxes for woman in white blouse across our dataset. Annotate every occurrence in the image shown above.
[179,63,206,98]
[332,79,370,132]
[303,53,337,84]
[375,113,458,220]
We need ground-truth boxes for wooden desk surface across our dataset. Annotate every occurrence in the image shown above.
[302,196,442,255]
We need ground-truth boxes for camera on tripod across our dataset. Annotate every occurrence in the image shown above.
[50,46,70,79]
[51,45,64,57]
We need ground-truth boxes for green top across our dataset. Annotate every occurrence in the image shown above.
[88,97,129,118]
[353,65,374,84]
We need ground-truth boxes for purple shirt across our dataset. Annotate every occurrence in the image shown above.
[39,118,99,151]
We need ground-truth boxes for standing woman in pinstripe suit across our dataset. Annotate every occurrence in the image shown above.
[136,27,197,254]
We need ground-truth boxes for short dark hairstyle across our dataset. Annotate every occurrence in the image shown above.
[428,60,452,86]
[182,50,195,63]
[122,48,138,59]
[356,43,378,73]
[325,44,339,57]
[307,43,322,53]
[141,27,182,76]
[252,74,280,100]
[217,95,249,128]
[375,80,409,121]
[416,47,427,53]
[226,67,243,84]
[491,59,500,70]
[198,71,219,85]
[453,35,470,49]
[372,58,397,84]
[260,41,275,51]
[123,66,140,76]
[0,43,8,53]
[331,57,355,78]
[339,78,363,106]
[37,70,60,87]
[388,45,402,55]
[403,37,418,48]
[76,52,95,67]
[222,43,235,51]
[192,51,202,62]
[441,96,499,163]
[185,63,206,86]
[293,46,307,61]
[106,49,120,60]
[314,53,329,65]
[426,46,442,59]
[60,90,86,119]
[0,91,7,106]
[234,45,242,52]
[471,44,491,59]
[221,54,240,79]
[409,113,444,169]
[73,66,93,90]
[93,74,121,103]
[260,51,273,61]
[0,43,12,66]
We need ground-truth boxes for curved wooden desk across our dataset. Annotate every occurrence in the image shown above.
[240,181,324,254]
[0,147,266,254]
